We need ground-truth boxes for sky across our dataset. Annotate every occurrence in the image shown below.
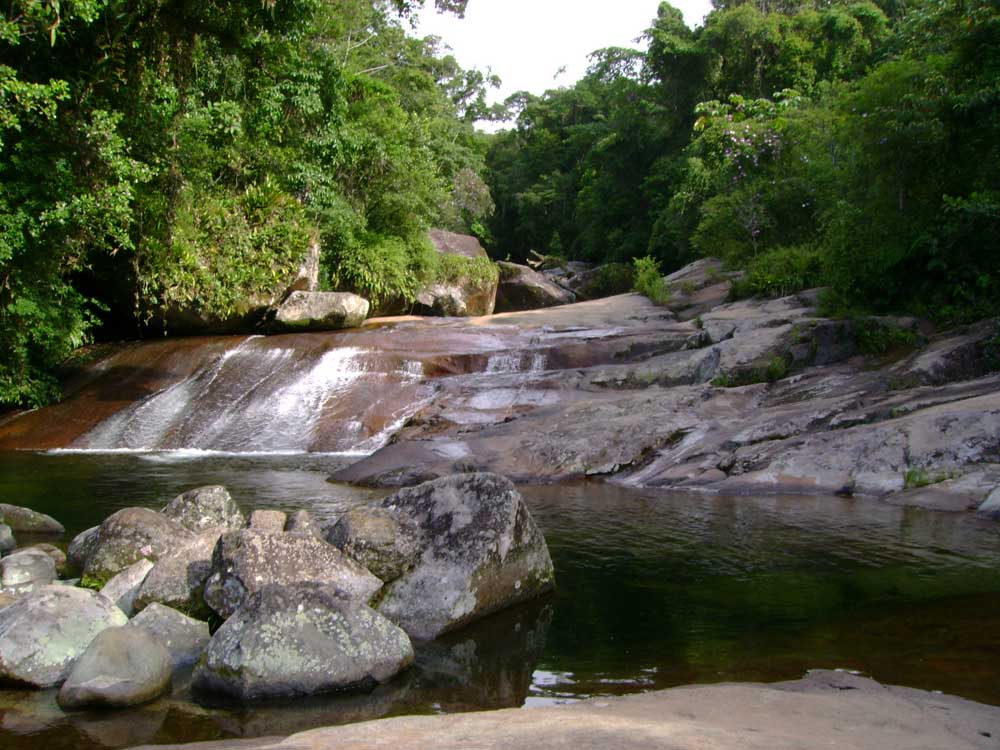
[415,0,713,114]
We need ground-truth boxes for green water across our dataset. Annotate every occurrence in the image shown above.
[1,450,999,748]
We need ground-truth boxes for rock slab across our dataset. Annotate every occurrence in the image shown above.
[193,582,414,701]
[57,625,172,709]
[0,585,128,687]
[99,558,154,617]
[495,261,575,313]
[134,531,220,617]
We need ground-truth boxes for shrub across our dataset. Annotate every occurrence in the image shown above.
[632,256,670,304]
[730,245,823,299]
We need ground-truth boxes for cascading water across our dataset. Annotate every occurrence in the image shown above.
[72,336,432,454]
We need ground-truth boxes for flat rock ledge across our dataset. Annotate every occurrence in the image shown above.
[130,670,1000,750]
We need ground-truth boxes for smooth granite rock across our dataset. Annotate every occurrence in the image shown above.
[0,503,65,534]
[128,603,210,669]
[99,558,154,617]
[133,531,220,617]
[57,626,172,709]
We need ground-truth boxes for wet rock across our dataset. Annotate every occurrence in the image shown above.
[20,543,67,575]
[266,291,370,333]
[978,487,1000,520]
[83,508,195,587]
[57,626,172,709]
[133,532,220,617]
[67,525,99,573]
[0,548,57,594]
[0,504,64,534]
[99,558,154,617]
[193,582,414,701]
[0,524,14,555]
[248,509,287,533]
[326,507,421,583]
[285,509,322,538]
[128,603,210,669]
[494,262,575,313]
[161,486,245,533]
[203,529,382,620]
[373,473,555,641]
[0,585,128,687]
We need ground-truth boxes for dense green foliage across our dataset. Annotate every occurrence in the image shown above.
[0,0,493,406]
[486,0,999,320]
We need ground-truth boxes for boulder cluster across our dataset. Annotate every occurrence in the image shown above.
[0,473,554,709]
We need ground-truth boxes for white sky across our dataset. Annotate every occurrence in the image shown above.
[415,0,713,117]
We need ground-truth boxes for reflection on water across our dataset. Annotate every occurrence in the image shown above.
[0,451,999,749]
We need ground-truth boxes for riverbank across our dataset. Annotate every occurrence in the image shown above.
[133,669,1000,750]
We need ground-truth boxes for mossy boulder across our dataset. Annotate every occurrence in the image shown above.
[0,585,128,687]
[161,486,245,533]
[0,504,64,534]
[193,582,413,701]
[202,529,382,620]
[370,473,555,641]
[83,508,194,587]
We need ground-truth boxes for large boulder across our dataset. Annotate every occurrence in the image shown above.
[495,261,575,313]
[20,543,67,575]
[365,473,555,641]
[57,626,172,709]
[410,230,498,318]
[83,508,195,587]
[0,549,57,595]
[202,529,382,620]
[0,503,64,534]
[133,532,220,617]
[0,585,128,687]
[266,291,369,333]
[99,558,154,617]
[193,582,414,701]
[248,509,287,533]
[128,603,210,669]
[161,486,245,533]
[326,507,421,583]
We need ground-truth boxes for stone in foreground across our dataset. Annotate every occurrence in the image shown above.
[83,508,194,586]
[57,626,171,709]
[128,603,210,669]
[268,291,370,332]
[0,585,128,687]
[0,503,65,534]
[161,485,245,533]
[326,507,421,583]
[203,529,382,620]
[0,549,56,594]
[99,558,154,617]
[134,532,220,617]
[372,473,555,641]
[193,582,414,701]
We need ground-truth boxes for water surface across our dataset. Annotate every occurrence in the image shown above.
[1,450,999,748]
